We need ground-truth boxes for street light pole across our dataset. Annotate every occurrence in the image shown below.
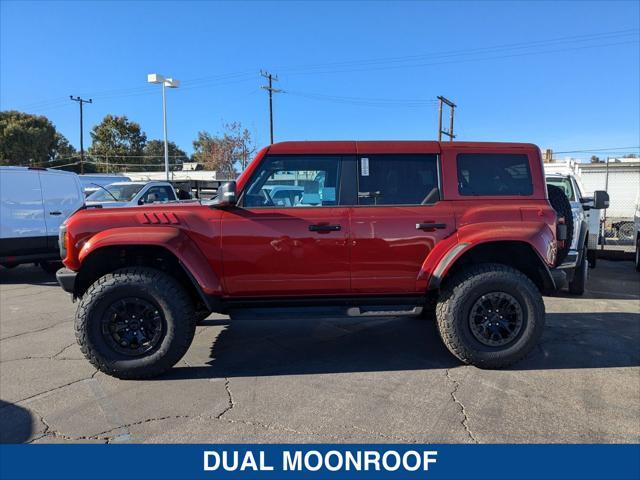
[147,73,180,181]
[162,81,169,181]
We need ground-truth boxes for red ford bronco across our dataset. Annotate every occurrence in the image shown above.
[57,141,566,379]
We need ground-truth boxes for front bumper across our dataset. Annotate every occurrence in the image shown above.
[56,268,77,294]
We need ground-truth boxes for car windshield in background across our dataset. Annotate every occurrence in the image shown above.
[86,184,143,202]
[546,177,575,201]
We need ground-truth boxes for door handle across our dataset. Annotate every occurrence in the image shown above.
[309,224,341,232]
[416,222,446,230]
[49,211,62,216]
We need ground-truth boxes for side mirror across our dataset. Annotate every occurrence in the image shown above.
[217,181,237,206]
[138,198,145,205]
[593,190,609,210]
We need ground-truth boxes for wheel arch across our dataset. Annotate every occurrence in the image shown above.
[427,240,556,293]
[74,242,221,312]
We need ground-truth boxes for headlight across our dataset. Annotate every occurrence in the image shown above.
[59,224,67,259]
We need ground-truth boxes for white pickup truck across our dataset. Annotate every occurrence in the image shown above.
[85,181,179,208]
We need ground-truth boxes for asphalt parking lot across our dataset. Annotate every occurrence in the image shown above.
[1,260,638,444]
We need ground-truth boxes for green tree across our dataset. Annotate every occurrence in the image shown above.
[51,132,77,161]
[88,115,147,170]
[0,110,59,165]
[143,140,188,171]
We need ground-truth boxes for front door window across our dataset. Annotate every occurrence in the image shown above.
[243,155,340,208]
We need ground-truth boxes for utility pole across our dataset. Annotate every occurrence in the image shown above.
[260,70,282,144]
[436,95,456,142]
[69,96,92,174]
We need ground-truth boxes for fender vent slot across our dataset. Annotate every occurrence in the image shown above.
[138,212,180,225]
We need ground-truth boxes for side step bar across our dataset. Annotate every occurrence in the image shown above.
[347,306,423,317]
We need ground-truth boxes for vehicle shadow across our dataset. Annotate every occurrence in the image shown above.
[0,265,58,286]
[0,400,33,443]
[161,310,640,381]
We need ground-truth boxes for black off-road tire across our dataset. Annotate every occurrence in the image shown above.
[547,184,574,266]
[635,236,640,272]
[75,267,196,379]
[436,263,545,368]
[568,245,588,295]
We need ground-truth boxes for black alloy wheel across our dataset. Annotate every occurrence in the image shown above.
[101,297,165,357]
[468,292,524,347]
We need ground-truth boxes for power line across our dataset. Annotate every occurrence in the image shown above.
[11,28,637,111]
[286,91,438,107]
[282,40,638,77]
[552,146,640,154]
[275,28,638,74]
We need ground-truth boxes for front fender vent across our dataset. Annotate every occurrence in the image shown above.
[138,212,180,225]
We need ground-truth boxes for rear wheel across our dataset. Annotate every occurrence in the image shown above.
[635,236,640,272]
[75,267,196,379]
[436,263,545,368]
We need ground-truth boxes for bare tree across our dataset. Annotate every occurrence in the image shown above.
[192,121,256,179]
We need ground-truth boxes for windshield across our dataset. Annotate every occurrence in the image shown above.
[86,184,143,202]
[546,177,575,201]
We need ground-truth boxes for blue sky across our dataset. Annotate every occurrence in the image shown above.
[1,0,639,161]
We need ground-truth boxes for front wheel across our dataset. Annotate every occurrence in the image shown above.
[75,267,196,379]
[436,263,545,368]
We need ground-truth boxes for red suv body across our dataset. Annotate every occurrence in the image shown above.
[57,141,560,378]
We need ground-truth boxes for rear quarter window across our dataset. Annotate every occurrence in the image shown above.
[457,153,533,196]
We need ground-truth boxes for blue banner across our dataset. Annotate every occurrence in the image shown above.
[1,444,638,480]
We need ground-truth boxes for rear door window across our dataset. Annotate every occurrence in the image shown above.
[357,154,439,205]
[457,153,533,196]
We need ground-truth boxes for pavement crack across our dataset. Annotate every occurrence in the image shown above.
[445,368,478,444]
[346,425,418,443]
[89,415,193,440]
[2,342,78,363]
[0,320,73,341]
[216,377,235,419]
[1,369,99,409]
[52,342,77,359]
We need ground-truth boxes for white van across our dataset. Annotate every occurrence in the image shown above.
[0,167,84,271]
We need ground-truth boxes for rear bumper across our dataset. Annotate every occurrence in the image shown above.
[56,268,77,294]
[557,249,579,270]
[549,268,567,290]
